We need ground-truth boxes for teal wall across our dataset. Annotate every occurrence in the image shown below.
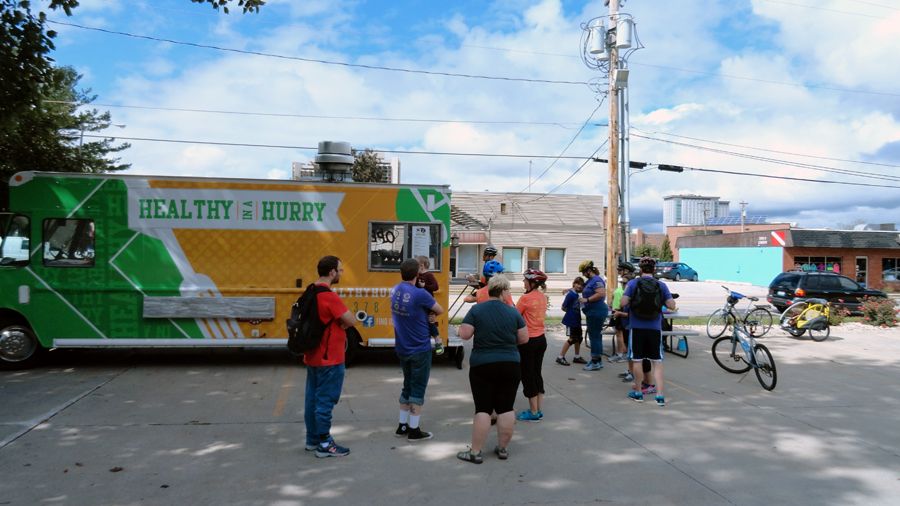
[680,247,783,287]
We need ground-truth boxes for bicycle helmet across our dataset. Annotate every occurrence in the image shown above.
[482,260,504,278]
[617,261,636,273]
[523,268,548,283]
[483,245,498,257]
[577,260,594,273]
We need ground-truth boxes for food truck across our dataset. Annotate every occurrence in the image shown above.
[0,171,461,368]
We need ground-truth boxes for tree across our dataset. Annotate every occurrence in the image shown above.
[1,0,263,184]
[0,66,131,183]
[351,149,385,183]
[660,236,673,261]
[635,244,660,259]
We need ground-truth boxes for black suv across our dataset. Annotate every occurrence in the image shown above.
[767,271,887,314]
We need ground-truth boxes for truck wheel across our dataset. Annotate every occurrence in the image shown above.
[0,324,43,369]
[453,346,465,370]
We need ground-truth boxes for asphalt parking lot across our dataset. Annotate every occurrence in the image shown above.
[2,313,899,505]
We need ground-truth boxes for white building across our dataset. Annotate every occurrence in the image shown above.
[450,192,605,283]
[663,194,729,228]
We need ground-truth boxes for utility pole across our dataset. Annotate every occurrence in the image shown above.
[606,0,620,286]
[739,201,747,232]
[703,207,709,235]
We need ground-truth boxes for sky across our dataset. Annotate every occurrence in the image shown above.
[45,0,900,232]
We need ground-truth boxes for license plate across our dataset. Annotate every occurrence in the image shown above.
[776,291,785,296]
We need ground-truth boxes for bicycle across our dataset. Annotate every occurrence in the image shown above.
[711,320,778,391]
[706,286,774,339]
[778,298,832,342]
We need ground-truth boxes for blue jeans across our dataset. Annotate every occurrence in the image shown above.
[304,364,345,446]
[586,310,608,360]
[398,350,432,406]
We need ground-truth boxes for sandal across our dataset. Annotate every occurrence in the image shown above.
[493,446,508,460]
[456,449,483,464]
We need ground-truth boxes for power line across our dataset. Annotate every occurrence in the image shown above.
[44,100,584,128]
[632,128,900,168]
[842,0,899,10]
[527,140,610,202]
[518,98,606,192]
[632,133,900,183]
[78,134,593,159]
[48,20,589,87]
[680,165,900,189]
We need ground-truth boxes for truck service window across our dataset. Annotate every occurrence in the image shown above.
[0,213,30,266]
[369,222,442,271]
[42,218,95,267]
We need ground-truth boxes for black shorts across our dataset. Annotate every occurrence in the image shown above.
[628,328,663,361]
[609,315,627,331]
[469,361,521,415]
[566,325,583,344]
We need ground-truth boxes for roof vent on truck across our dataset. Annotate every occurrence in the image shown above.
[314,141,354,182]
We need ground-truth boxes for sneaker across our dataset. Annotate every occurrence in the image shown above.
[457,449,483,464]
[315,440,350,458]
[407,427,433,441]
[555,357,571,366]
[494,446,509,460]
[572,356,588,364]
[641,383,657,395]
[516,410,542,422]
[395,423,409,437]
[434,341,445,356]
[655,395,666,407]
[305,444,317,451]
[627,390,644,403]
[617,370,630,378]
[583,361,604,371]
[609,353,625,363]
[620,372,634,382]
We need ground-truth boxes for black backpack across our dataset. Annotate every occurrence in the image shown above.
[630,277,663,319]
[286,284,332,355]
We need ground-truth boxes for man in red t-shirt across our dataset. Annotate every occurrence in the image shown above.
[304,255,357,458]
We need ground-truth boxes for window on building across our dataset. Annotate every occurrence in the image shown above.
[792,256,841,273]
[526,248,541,271]
[545,248,565,273]
[503,247,523,273]
[43,218,95,267]
[0,214,30,267]
[457,244,478,275]
[883,258,900,281]
[368,222,442,271]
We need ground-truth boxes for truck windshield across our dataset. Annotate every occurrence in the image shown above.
[0,213,31,266]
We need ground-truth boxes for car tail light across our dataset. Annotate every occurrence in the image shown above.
[795,288,806,297]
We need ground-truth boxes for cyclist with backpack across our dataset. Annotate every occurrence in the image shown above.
[620,257,677,407]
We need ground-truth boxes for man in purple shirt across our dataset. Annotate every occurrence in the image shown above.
[621,257,677,407]
[391,258,444,441]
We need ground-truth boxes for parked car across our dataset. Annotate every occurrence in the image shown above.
[654,262,698,281]
[767,271,887,314]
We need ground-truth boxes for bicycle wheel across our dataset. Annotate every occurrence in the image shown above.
[706,309,733,339]
[744,307,773,338]
[712,336,752,374]
[779,302,807,337]
[752,344,777,391]
[808,324,830,342]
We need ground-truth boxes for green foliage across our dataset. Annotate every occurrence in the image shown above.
[859,297,898,327]
[0,66,131,183]
[190,0,265,14]
[635,244,660,259]
[828,304,851,326]
[660,236,673,261]
[351,149,385,182]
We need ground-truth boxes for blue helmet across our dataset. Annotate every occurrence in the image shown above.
[482,260,504,278]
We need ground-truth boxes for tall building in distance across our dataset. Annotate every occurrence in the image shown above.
[291,153,401,183]
[663,194,729,228]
